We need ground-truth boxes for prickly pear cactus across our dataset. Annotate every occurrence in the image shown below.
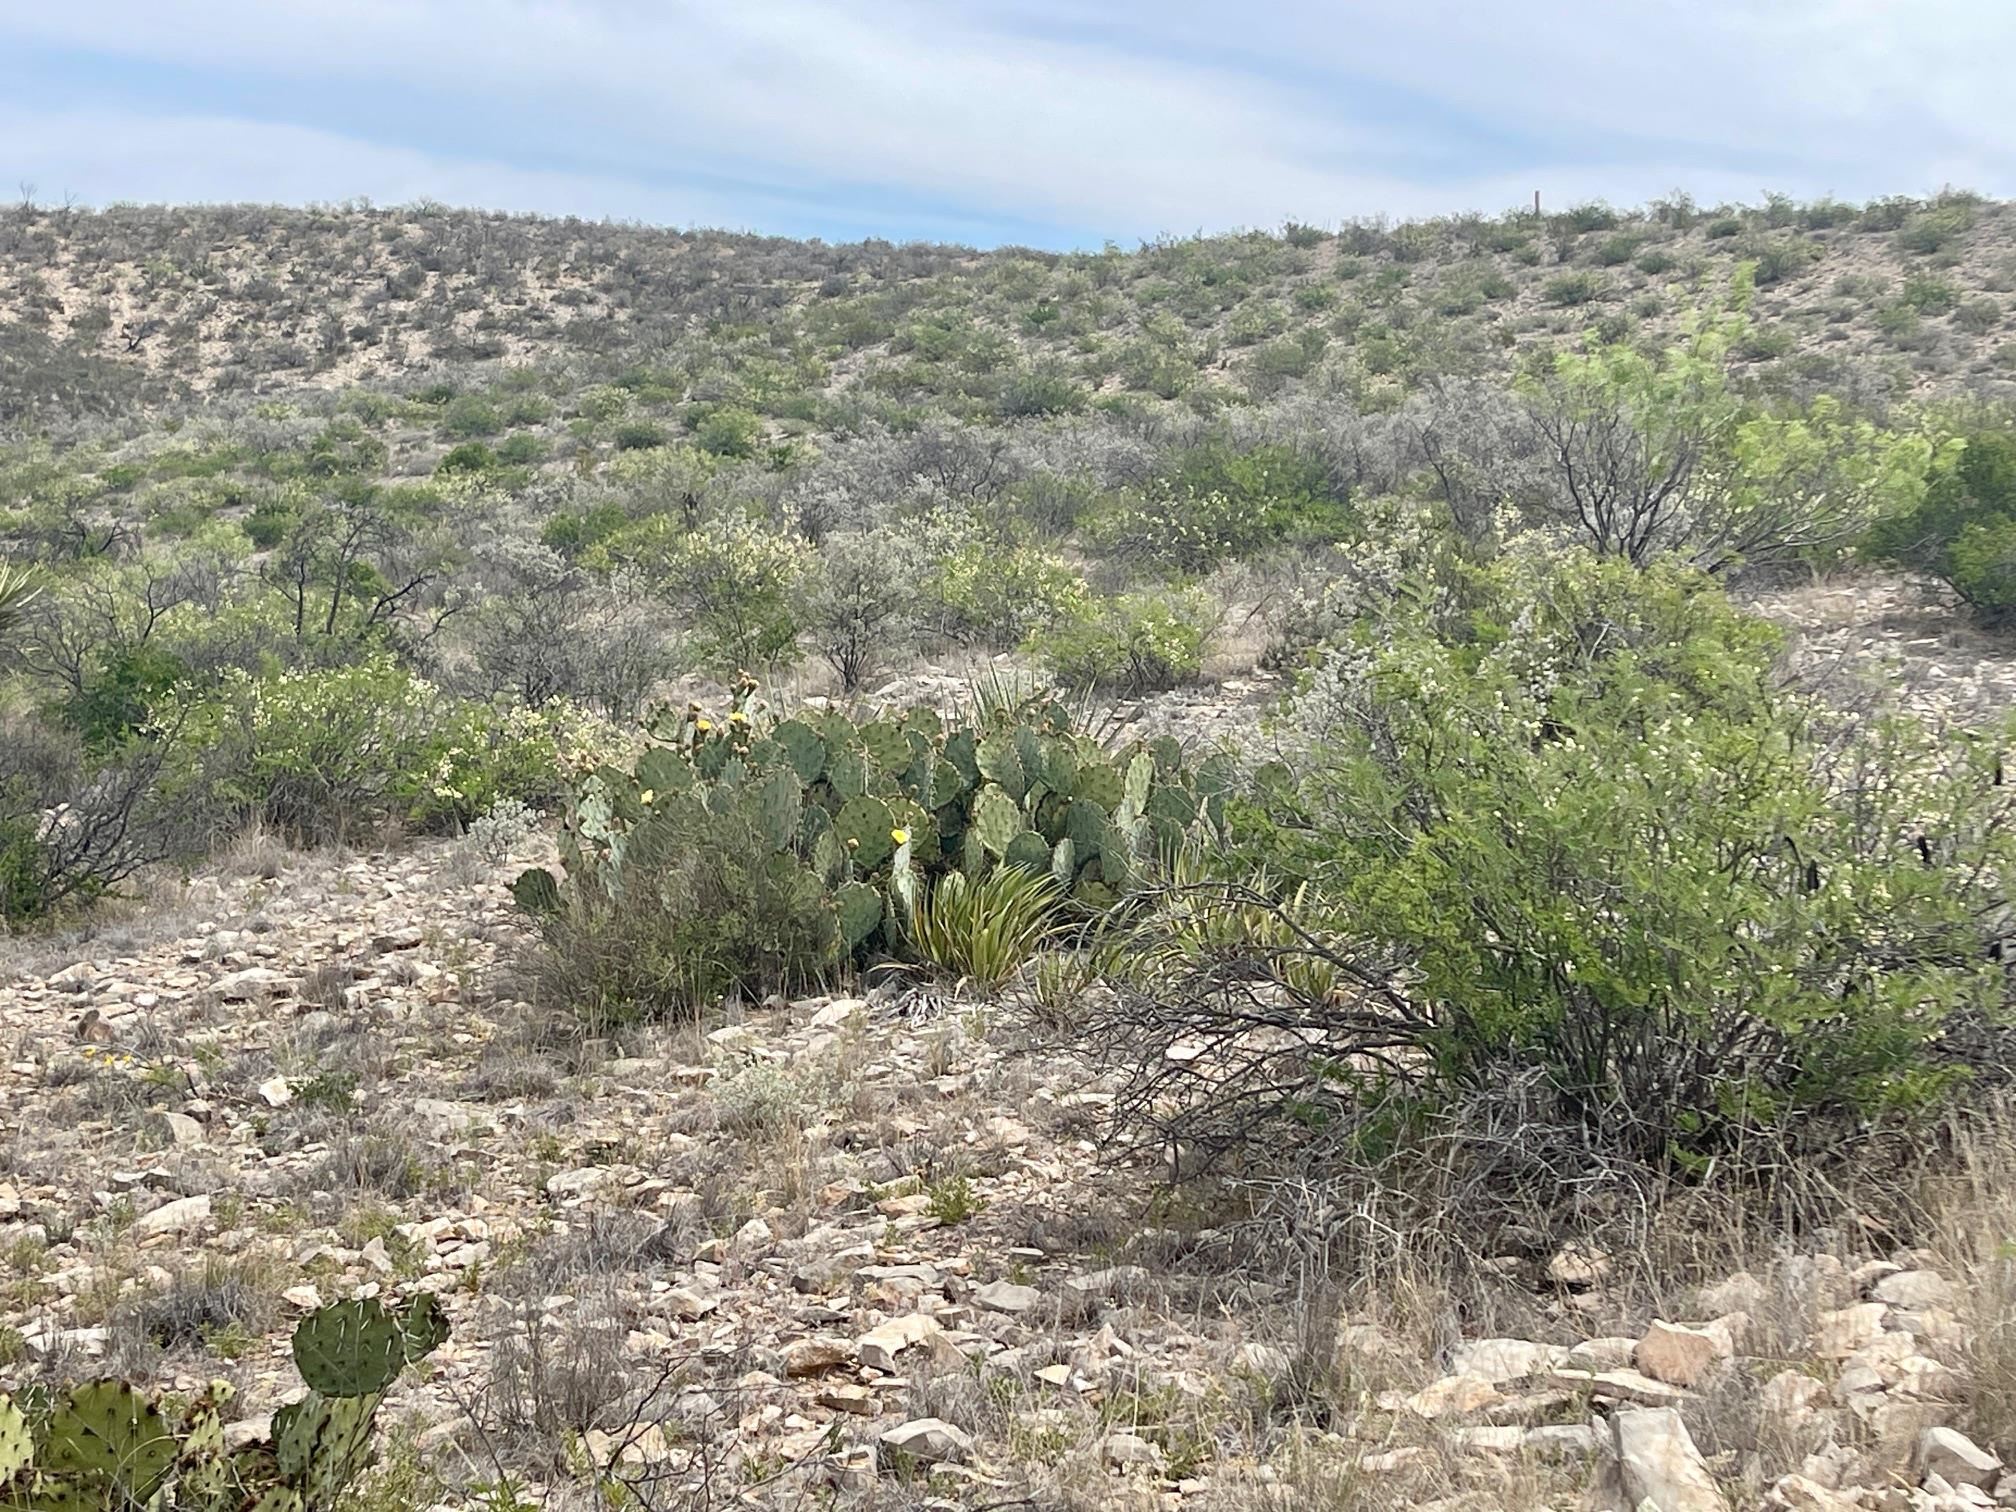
[0,1399,28,1484]
[0,1293,443,1512]
[516,686,1224,967]
[39,1381,176,1502]
[291,1298,407,1399]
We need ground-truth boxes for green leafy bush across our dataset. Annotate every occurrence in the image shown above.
[1205,548,2011,1165]
[1866,423,2016,615]
[1030,587,1215,693]
[163,657,572,841]
[924,535,1088,647]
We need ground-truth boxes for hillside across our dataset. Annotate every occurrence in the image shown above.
[4,190,2015,433]
[10,190,2016,1512]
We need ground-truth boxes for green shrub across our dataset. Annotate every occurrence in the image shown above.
[1030,587,1214,693]
[525,791,842,1027]
[496,432,547,464]
[692,405,763,459]
[905,867,1061,990]
[436,440,496,475]
[997,364,1089,418]
[611,420,668,451]
[1866,423,2016,615]
[64,642,187,753]
[1157,548,2014,1173]
[651,516,811,674]
[440,395,502,439]
[163,658,571,841]
[1087,443,1351,577]
[1543,271,1605,307]
[925,537,1088,647]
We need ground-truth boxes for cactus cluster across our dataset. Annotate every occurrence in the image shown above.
[516,685,1231,962]
[0,1295,446,1511]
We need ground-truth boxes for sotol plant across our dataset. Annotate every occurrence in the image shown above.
[0,1293,447,1510]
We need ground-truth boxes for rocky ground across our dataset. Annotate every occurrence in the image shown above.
[3,575,2016,1511]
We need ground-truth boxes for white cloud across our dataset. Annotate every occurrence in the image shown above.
[4,0,2015,240]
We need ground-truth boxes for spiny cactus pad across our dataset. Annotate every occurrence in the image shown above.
[836,882,883,948]
[0,1397,29,1483]
[40,1381,176,1501]
[833,794,896,870]
[290,1300,407,1399]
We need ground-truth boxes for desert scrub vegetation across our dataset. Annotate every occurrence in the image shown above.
[1077,540,2016,1255]
[512,679,1230,1022]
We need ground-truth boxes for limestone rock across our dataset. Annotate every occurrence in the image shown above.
[1636,1319,1734,1387]
[878,1417,973,1466]
[1814,1303,1889,1360]
[133,1193,211,1238]
[782,1336,853,1377]
[1919,1428,2002,1491]
[1102,1431,1165,1468]
[1400,1372,1501,1419]
[972,1280,1042,1315]
[1614,1407,1728,1512]
[858,1313,949,1373]
[1875,1270,1955,1311]
[1449,1338,1570,1383]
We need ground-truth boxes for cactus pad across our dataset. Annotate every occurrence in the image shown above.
[634,746,694,798]
[771,719,828,783]
[970,786,1022,859]
[832,795,896,870]
[291,1300,406,1400]
[836,883,883,949]
[1003,829,1052,874]
[40,1381,176,1501]
[510,868,561,917]
[0,1397,29,1484]
[975,736,1025,800]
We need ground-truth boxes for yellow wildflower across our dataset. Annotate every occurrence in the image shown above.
[695,718,713,733]
[891,828,910,845]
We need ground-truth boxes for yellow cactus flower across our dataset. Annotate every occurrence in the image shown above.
[729,710,749,724]
[891,828,910,845]
[695,718,713,733]
[640,789,655,805]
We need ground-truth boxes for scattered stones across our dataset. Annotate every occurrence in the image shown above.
[858,1314,951,1373]
[782,1337,853,1377]
[1398,1373,1501,1419]
[1815,1303,1890,1360]
[1101,1431,1165,1469]
[1449,1338,1570,1383]
[972,1280,1042,1315]
[1876,1271,1956,1311]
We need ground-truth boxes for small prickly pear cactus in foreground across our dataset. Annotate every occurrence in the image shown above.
[0,1294,447,1510]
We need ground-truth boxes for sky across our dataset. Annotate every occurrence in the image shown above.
[3,1,2015,250]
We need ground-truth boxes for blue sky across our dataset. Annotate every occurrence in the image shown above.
[4,1,2015,249]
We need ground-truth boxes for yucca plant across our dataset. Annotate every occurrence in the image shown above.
[906,866,1063,992]
[0,564,40,649]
